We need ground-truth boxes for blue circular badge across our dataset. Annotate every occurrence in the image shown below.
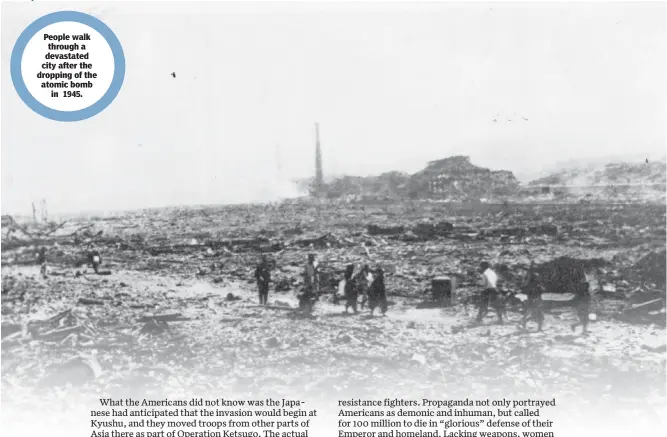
[10,10,125,122]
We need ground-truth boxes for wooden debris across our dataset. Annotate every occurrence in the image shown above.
[248,304,294,311]
[138,313,191,323]
[624,298,663,313]
[78,297,105,305]
[38,325,83,341]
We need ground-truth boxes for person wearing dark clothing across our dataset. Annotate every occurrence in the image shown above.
[303,254,320,293]
[520,270,545,331]
[37,247,47,276]
[571,281,591,334]
[255,256,271,305]
[368,268,388,316]
[299,254,320,312]
[88,249,102,274]
[344,264,358,314]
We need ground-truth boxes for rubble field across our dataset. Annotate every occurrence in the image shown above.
[1,200,665,430]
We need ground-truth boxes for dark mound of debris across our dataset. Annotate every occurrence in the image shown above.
[410,155,520,199]
[367,224,405,236]
[532,256,607,293]
[628,248,666,289]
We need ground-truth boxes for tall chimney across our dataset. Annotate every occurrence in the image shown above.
[315,122,323,194]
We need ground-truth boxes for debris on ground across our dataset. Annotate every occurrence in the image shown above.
[1,199,665,430]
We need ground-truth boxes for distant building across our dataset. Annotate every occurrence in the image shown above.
[416,156,519,198]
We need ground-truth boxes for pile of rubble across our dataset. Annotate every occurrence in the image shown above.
[3,199,665,330]
[626,247,666,288]
[530,160,667,187]
[410,156,520,199]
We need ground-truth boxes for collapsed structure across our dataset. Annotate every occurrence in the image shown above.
[302,155,519,200]
[302,152,666,204]
[410,156,519,199]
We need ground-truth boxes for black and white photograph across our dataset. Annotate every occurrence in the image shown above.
[1,2,665,437]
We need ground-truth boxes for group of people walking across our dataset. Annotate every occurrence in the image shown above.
[340,262,388,316]
[476,261,592,334]
[254,253,388,316]
[255,253,592,333]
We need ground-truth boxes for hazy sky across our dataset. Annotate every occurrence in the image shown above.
[2,1,665,214]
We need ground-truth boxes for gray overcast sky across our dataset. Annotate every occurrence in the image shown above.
[2,1,665,214]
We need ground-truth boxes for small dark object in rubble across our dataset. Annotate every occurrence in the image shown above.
[413,221,454,239]
[367,224,405,236]
[529,223,558,236]
[78,297,105,305]
[138,313,191,323]
[225,293,241,302]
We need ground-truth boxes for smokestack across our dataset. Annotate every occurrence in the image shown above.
[315,123,323,194]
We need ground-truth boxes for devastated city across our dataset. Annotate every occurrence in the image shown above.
[1,3,665,437]
[2,130,665,429]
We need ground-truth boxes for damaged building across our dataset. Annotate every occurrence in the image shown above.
[303,155,521,201]
[412,156,520,199]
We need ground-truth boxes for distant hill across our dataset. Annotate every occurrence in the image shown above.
[529,160,666,187]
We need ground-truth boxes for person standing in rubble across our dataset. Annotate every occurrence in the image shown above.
[368,267,388,316]
[304,253,320,293]
[476,261,503,325]
[571,280,592,335]
[520,267,545,331]
[343,264,359,314]
[255,255,271,305]
[37,246,47,277]
[357,264,372,309]
[88,246,102,274]
[299,254,320,312]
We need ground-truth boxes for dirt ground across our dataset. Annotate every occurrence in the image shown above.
[1,201,666,432]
